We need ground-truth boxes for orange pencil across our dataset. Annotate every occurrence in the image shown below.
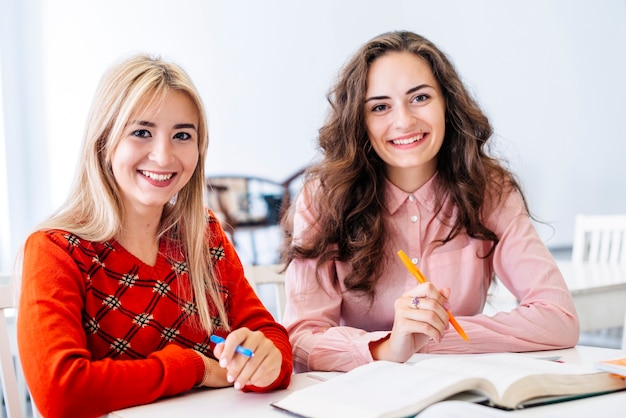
[397,250,469,342]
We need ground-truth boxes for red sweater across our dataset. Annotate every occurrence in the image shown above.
[17,214,292,418]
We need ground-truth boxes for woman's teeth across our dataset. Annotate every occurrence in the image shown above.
[392,133,424,145]
[141,171,173,181]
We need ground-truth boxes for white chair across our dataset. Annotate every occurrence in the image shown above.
[0,282,24,418]
[570,214,626,349]
[243,264,286,323]
[571,214,626,264]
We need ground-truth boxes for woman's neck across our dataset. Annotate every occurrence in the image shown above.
[115,211,162,266]
[386,164,437,193]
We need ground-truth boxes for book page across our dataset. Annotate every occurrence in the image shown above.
[416,353,623,408]
[272,360,490,418]
[595,357,626,377]
[418,400,511,418]
[272,354,626,418]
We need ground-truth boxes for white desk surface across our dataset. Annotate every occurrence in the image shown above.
[486,260,626,332]
[108,345,626,418]
[557,260,626,291]
[558,261,626,331]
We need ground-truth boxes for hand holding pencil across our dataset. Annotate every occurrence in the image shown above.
[397,250,469,342]
[370,250,469,362]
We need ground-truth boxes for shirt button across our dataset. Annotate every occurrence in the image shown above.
[408,195,416,202]
[411,257,419,265]
[410,215,418,223]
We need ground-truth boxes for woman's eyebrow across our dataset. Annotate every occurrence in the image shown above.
[364,94,389,103]
[129,121,196,131]
[130,120,155,127]
[365,84,434,103]
[406,84,434,95]
[174,123,197,130]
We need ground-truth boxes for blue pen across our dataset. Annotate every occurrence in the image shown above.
[209,335,254,357]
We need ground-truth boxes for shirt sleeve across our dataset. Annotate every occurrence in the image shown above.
[282,186,390,372]
[421,190,580,353]
[283,257,390,372]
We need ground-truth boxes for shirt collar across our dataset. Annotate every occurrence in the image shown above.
[383,172,438,215]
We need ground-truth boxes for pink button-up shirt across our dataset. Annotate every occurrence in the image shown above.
[283,175,579,372]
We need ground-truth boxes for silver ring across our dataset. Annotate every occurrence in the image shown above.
[409,296,420,309]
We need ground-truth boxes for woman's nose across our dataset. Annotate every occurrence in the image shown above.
[149,136,175,165]
[394,104,417,129]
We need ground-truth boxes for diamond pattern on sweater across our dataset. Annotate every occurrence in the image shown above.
[50,228,229,360]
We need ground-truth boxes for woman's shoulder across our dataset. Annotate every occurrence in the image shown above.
[26,229,106,254]
[485,171,526,209]
[482,181,528,230]
[204,208,225,232]
[27,228,74,245]
[203,208,233,246]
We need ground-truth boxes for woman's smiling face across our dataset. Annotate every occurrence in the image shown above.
[110,89,200,216]
[364,51,446,192]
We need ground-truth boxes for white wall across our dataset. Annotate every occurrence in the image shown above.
[0,0,48,270]
[0,59,11,270]
[2,0,626,260]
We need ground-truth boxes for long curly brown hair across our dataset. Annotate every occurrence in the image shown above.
[281,31,528,298]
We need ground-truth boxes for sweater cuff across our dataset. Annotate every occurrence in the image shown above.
[191,351,207,386]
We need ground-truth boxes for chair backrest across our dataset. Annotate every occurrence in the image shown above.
[206,168,307,231]
[571,214,626,264]
[0,282,24,418]
[206,176,287,228]
[243,264,286,323]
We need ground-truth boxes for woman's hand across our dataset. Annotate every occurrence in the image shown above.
[370,282,450,363]
[212,327,282,390]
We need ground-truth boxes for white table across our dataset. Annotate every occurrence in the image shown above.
[557,261,626,331]
[485,261,626,333]
[108,345,626,418]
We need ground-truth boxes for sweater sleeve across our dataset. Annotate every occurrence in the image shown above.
[17,231,204,418]
[208,216,293,391]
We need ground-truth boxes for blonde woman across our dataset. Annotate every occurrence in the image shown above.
[17,54,292,418]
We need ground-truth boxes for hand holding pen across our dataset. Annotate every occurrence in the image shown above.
[371,251,467,363]
[210,328,282,390]
[397,250,469,342]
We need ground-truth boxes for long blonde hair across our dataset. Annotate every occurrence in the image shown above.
[37,54,228,333]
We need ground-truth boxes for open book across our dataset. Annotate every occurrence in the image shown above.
[596,356,626,377]
[272,353,626,418]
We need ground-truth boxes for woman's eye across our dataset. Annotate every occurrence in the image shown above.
[132,129,151,138]
[174,132,192,141]
[371,104,388,112]
[412,94,430,103]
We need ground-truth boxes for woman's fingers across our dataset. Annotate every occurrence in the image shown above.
[234,339,282,389]
[379,283,454,362]
[409,282,448,304]
[402,296,448,337]
[398,283,451,339]
[213,328,281,389]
